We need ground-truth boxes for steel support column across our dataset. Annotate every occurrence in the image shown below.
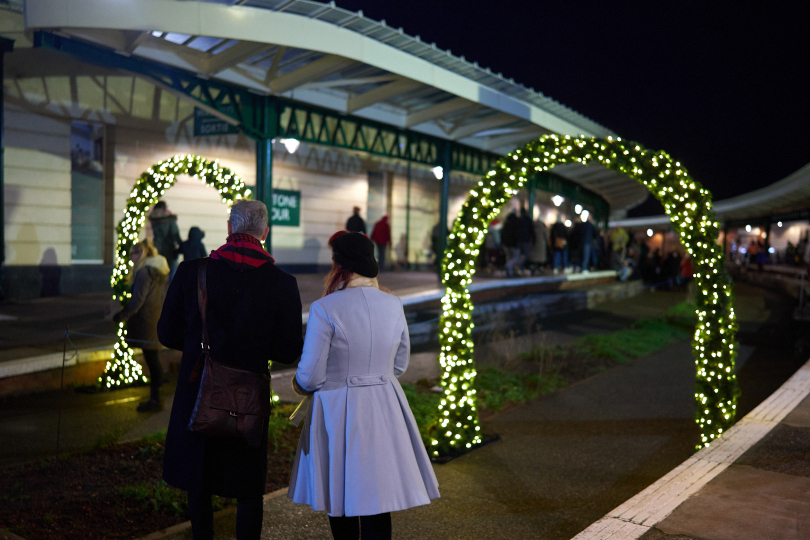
[255,96,278,254]
[405,162,411,269]
[528,176,536,220]
[438,142,452,272]
[0,38,15,301]
[255,137,273,253]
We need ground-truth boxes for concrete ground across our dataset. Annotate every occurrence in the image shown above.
[150,284,808,540]
[642,385,810,540]
[2,281,807,539]
[156,338,702,540]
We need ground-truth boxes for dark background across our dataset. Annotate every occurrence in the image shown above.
[337,1,809,213]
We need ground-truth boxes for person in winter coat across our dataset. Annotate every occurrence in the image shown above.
[288,231,440,540]
[345,206,366,234]
[577,216,598,272]
[515,208,536,274]
[527,218,549,273]
[113,238,169,411]
[500,211,519,277]
[149,201,183,280]
[180,227,207,262]
[550,216,569,273]
[157,200,304,540]
[370,215,392,271]
[485,219,504,272]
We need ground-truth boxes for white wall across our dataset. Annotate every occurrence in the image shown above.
[113,122,256,259]
[2,104,72,266]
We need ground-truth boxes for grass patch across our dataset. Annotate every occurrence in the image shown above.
[401,383,442,445]
[475,367,566,411]
[119,480,188,517]
[141,429,167,445]
[93,426,124,450]
[571,318,689,364]
[667,300,699,326]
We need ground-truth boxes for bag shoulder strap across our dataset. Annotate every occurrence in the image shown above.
[197,257,209,350]
[189,257,210,383]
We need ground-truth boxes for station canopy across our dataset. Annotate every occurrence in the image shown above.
[21,0,650,214]
[610,162,810,229]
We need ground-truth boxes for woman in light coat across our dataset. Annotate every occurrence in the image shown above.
[288,231,439,539]
[113,238,169,411]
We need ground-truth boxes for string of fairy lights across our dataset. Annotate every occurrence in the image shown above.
[432,134,738,456]
[102,155,251,389]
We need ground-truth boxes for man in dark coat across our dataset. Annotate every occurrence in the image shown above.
[149,201,182,279]
[515,207,536,274]
[550,216,570,273]
[158,199,304,539]
[180,226,207,262]
[346,206,366,234]
[500,211,519,276]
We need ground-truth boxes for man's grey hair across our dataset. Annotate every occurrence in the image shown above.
[229,199,268,237]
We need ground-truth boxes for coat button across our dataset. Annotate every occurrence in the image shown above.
[351,378,357,385]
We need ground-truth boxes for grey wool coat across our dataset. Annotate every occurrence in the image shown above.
[288,286,440,517]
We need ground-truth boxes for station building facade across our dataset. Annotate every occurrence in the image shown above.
[1,0,648,300]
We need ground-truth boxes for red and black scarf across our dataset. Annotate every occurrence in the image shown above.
[210,234,274,271]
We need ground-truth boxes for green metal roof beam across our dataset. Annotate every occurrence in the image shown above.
[33,31,500,176]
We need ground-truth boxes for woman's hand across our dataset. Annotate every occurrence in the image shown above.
[292,375,314,396]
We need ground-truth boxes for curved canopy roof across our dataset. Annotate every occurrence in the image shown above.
[21,0,650,212]
[610,162,810,228]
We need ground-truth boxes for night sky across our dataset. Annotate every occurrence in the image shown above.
[338,1,809,212]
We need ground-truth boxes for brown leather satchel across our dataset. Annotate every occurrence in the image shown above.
[187,258,272,448]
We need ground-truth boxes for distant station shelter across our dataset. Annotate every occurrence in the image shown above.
[611,162,810,264]
[0,0,649,300]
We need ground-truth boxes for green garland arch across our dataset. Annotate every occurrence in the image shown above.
[101,155,252,389]
[433,134,739,456]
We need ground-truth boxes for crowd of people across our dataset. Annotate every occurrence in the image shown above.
[479,212,694,289]
[482,209,612,277]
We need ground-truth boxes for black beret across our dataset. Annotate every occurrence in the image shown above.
[331,232,379,278]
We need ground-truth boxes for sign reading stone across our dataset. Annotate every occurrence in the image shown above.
[193,106,239,136]
[272,189,301,227]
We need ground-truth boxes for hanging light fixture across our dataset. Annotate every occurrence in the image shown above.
[282,138,300,154]
[432,166,444,180]
[647,228,654,237]
[551,195,564,206]
[580,210,589,222]
[574,204,582,214]
[564,219,572,227]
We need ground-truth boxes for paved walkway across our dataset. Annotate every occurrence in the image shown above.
[132,283,808,540]
[154,338,702,540]
[576,359,810,540]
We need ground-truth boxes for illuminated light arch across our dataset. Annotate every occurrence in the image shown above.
[433,134,738,455]
[102,155,252,388]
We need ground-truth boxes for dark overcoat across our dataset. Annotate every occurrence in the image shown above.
[157,257,303,498]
